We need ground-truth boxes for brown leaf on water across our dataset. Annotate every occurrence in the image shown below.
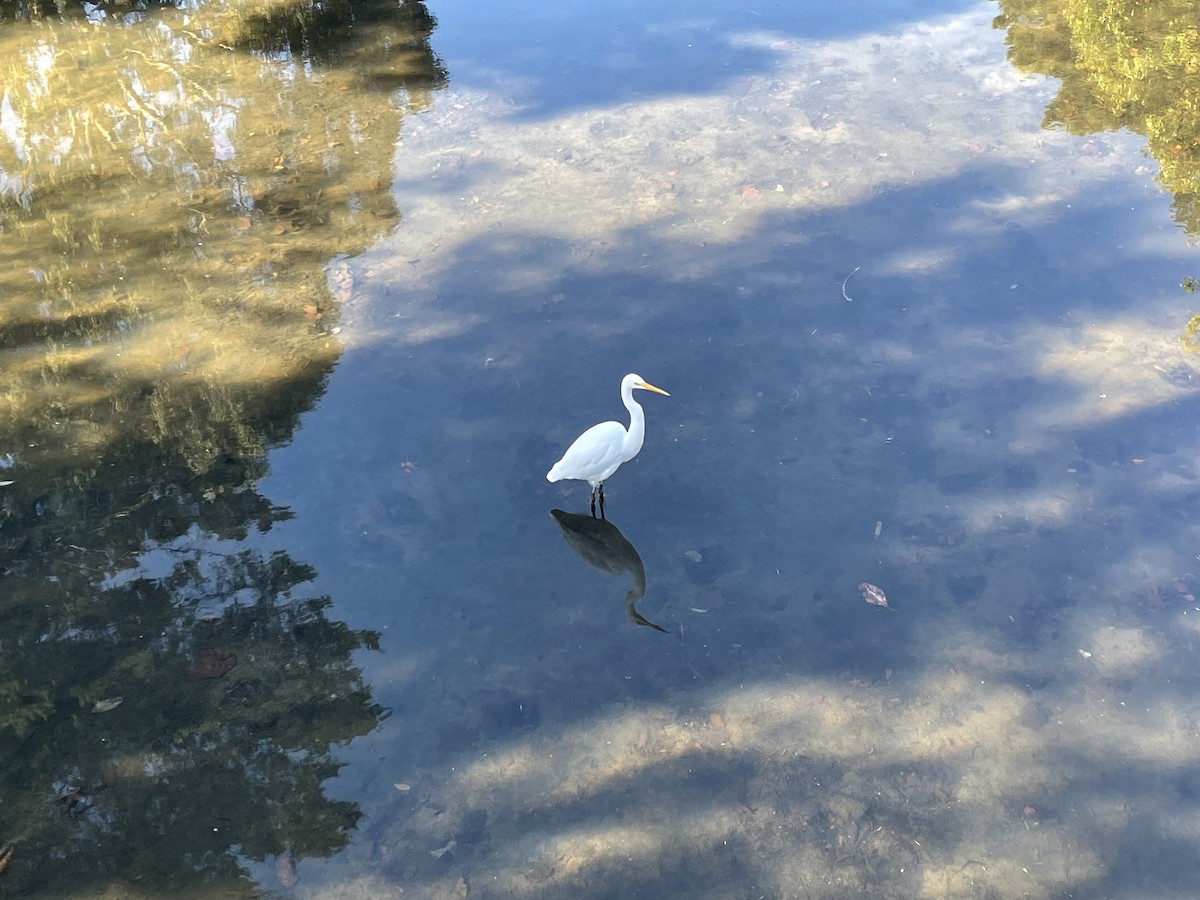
[859,582,891,608]
[183,649,238,680]
[275,853,298,888]
[0,845,13,876]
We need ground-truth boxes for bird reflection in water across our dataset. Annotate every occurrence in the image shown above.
[550,509,669,633]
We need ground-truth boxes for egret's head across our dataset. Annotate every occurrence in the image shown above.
[624,373,670,396]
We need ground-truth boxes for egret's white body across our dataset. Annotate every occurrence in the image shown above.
[547,373,669,516]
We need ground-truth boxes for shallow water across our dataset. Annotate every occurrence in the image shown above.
[3,0,1200,897]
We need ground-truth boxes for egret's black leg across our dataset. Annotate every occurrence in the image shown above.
[598,483,606,519]
[590,488,597,518]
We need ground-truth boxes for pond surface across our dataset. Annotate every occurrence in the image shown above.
[3,0,1200,897]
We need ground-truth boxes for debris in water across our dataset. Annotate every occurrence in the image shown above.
[431,839,457,860]
[859,582,893,609]
[56,784,94,818]
[841,266,860,302]
[275,853,298,888]
[183,649,238,680]
[91,697,123,713]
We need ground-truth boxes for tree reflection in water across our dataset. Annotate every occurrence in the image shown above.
[0,0,446,894]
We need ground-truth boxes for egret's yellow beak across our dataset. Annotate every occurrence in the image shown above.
[636,381,670,397]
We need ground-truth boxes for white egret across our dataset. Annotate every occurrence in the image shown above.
[546,373,670,517]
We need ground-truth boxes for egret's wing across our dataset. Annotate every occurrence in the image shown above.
[547,421,625,482]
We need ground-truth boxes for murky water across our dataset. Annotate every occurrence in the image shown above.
[3,0,1200,897]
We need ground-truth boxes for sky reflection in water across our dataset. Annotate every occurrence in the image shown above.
[5,0,1200,896]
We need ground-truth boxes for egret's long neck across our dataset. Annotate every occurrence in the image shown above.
[622,384,646,461]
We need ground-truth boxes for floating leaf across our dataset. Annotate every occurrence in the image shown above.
[91,697,123,713]
[859,582,892,609]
